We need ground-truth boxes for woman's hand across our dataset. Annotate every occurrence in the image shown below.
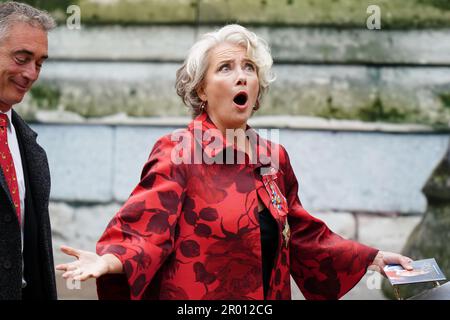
[369,250,413,275]
[55,245,122,281]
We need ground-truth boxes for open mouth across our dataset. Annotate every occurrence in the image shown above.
[233,92,248,106]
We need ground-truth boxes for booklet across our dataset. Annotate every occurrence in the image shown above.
[384,258,447,286]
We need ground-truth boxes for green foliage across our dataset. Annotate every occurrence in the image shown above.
[439,93,450,109]
[18,0,76,12]
[8,0,450,28]
[418,0,450,10]
[30,84,60,110]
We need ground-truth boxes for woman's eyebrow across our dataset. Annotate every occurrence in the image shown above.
[216,58,234,65]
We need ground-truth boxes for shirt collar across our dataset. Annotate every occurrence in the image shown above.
[0,109,13,130]
[186,111,281,173]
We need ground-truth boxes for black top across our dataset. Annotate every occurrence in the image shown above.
[259,207,279,299]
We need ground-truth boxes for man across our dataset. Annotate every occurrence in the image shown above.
[0,2,56,300]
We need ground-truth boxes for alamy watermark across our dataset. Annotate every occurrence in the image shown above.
[66,278,81,290]
[66,5,81,30]
[367,5,381,30]
[366,270,383,290]
[170,121,280,175]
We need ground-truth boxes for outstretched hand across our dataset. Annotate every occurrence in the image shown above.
[55,245,110,281]
[369,250,413,275]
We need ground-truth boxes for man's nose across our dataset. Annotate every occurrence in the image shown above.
[22,63,39,82]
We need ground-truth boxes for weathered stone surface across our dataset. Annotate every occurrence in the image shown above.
[357,214,422,253]
[262,28,450,65]
[310,211,357,240]
[51,201,121,300]
[383,144,450,299]
[198,0,450,28]
[31,124,114,202]
[51,202,121,265]
[49,26,195,61]
[282,131,449,213]
[113,126,177,200]
[36,0,450,28]
[48,26,450,65]
[17,62,450,126]
[28,122,450,212]
[18,62,189,118]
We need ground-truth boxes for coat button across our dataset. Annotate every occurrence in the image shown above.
[4,214,12,223]
[3,260,11,269]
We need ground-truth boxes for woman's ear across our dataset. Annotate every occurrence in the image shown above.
[197,83,207,102]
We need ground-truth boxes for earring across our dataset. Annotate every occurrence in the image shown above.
[200,101,207,111]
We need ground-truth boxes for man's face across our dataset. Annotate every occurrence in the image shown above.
[0,22,48,112]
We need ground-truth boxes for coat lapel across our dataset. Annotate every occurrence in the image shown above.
[11,109,50,216]
[0,162,14,209]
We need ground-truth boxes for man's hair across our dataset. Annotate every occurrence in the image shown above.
[0,1,56,41]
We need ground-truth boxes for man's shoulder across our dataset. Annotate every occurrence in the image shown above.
[11,110,37,139]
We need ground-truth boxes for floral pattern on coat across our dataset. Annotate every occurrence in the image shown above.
[96,112,378,300]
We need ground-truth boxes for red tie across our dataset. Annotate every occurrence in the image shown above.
[0,114,21,224]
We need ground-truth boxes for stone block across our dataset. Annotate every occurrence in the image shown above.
[357,214,422,253]
[282,131,449,213]
[51,202,121,265]
[17,62,450,126]
[310,211,357,240]
[31,124,114,202]
[49,26,195,61]
[113,126,178,201]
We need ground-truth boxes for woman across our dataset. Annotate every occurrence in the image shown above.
[56,24,412,300]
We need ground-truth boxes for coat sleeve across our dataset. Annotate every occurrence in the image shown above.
[281,146,379,300]
[96,134,186,300]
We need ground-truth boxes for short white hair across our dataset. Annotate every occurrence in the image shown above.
[176,24,275,117]
[0,1,56,42]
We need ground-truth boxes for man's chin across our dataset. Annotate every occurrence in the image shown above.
[0,96,25,111]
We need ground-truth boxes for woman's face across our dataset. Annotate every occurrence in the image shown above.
[198,42,259,134]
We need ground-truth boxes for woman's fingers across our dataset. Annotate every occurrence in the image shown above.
[60,245,82,259]
[74,271,93,282]
[55,263,68,271]
[381,251,414,270]
[62,270,77,279]
[56,262,80,272]
[398,256,414,270]
[62,266,86,280]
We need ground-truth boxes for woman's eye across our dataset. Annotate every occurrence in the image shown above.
[219,64,230,72]
[245,63,255,72]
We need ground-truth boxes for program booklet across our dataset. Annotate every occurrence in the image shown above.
[384,258,447,286]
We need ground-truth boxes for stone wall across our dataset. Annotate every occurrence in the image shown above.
[16,26,450,126]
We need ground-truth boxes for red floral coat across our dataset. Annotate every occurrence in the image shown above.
[96,112,378,300]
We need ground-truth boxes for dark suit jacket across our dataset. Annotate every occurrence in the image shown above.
[0,110,56,300]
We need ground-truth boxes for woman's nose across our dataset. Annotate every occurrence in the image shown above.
[236,69,247,86]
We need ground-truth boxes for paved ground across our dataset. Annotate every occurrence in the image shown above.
[56,272,97,300]
[56,272,387,300]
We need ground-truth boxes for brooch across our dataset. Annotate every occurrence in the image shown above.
[261,167,290,248]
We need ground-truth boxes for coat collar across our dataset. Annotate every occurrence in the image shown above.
[186,111,282,175]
